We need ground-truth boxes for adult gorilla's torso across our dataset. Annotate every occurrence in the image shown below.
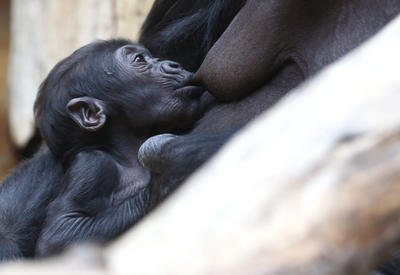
[139,0,400,192]
[138,1,400,272]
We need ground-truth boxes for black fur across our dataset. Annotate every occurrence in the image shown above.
[140,0,245,71]
[0,148,63,260]
[34,39,207,256]
[0,39,208,259]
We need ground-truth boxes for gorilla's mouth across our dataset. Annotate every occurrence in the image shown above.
[174,74,205,99]
[174,85,205,99]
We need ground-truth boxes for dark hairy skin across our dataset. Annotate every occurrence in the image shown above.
[138,0,400,271]
[196,0,400,101]
[0,39,208,259]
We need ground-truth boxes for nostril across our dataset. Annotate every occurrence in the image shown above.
[161,60,181,73]
[168,61,180,69]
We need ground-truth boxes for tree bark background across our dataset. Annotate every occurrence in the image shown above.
[8,0,154,148]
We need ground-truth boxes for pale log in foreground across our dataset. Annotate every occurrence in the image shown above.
[2,14,400,275]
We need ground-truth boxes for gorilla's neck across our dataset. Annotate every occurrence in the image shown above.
[104,124,151,204]
[105,124,149,167]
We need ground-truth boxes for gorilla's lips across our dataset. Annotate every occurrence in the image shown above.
[175,85,205,99]
[174,74,205,99]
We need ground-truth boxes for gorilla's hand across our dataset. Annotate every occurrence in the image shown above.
[139,132,234,207]
[138,133,179,173]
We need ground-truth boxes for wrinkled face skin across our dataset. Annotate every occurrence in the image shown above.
[113,43,207,132]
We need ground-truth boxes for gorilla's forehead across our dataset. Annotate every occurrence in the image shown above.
[114,43,151,56]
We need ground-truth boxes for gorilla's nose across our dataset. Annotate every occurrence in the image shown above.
[161,60,182,74]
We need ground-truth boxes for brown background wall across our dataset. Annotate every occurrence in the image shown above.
[0,0,16,179]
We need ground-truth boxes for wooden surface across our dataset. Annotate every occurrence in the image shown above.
[1,9,400,275]
[8,0,154,148]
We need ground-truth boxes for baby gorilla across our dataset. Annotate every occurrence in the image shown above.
[34,39,207,256]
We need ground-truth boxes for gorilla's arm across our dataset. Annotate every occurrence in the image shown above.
[36,151,149,256]
[0,148,63,260]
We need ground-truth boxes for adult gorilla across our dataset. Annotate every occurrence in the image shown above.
[139,0,400,202]
[138,1,400,273]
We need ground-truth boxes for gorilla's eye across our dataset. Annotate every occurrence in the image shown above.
[133,54,146,63]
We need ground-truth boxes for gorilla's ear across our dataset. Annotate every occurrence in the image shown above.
[66,97,106,132]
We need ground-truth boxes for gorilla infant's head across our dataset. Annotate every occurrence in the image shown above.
[34,39,206,157]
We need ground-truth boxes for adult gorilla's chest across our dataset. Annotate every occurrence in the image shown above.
[138,0,400,208]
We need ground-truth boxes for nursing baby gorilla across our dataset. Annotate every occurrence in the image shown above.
[0,39,208,259]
